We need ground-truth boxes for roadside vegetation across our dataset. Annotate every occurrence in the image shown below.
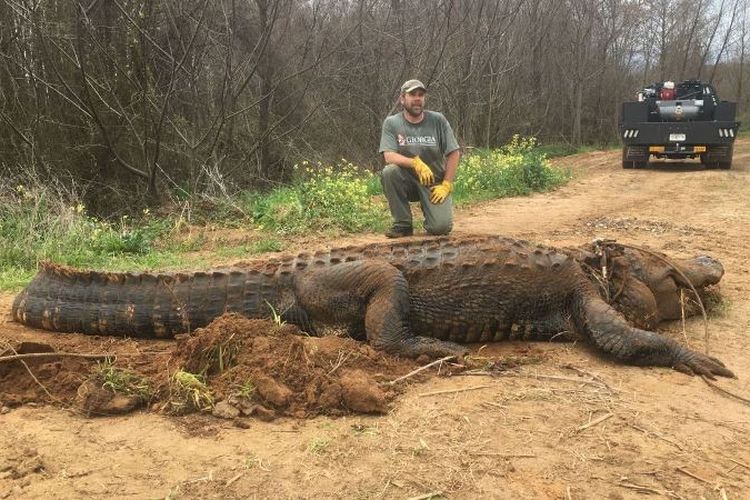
[0,137,574,291]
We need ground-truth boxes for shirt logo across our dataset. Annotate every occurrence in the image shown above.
[398,135,438,147]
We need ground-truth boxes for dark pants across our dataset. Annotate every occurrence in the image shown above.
[380,164,452,235]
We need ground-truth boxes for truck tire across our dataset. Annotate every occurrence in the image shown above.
[622,145,648,169]
[699,154,718,169]
[701,145,733,170]
[621,148,633,169]
[719,145,734,170]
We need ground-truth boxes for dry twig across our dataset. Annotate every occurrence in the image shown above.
[561,364,618,392]
[701,376,750,406]
[726,458,750,471]
[679,289,691,348]
[628,423,685,451]
[469,452,536,458]
[0,342,57,402]
[387,356,456,385]
[676,466,712,485]
[617,481,662,494]
[0,352,114,363]
[326,350,352,376]
[225,472,244,486]
[500,371,613,390]
[461,369,609,388]
[576,412,613,432]
[406,492,443,500]
[418,385,492,397]
[616,480,681,498]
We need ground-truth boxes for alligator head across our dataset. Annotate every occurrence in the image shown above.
[574,243,724,330]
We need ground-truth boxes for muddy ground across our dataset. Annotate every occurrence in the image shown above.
[2,143,750,499]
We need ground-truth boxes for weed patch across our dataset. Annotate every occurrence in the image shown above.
[97,361,153,400]
[247,159,389,234]
[454,136,571,203]
[166,370,214,415]
[308,437,332,455]
[0,185,183,290]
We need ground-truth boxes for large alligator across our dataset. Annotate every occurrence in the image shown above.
[12,235,733,378]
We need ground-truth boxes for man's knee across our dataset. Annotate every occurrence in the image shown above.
[425,220,452,235]
[381,164,401,182]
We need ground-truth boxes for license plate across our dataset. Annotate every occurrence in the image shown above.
[669,133,686,142]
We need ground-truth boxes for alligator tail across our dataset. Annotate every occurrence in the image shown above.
[12,262,279,338]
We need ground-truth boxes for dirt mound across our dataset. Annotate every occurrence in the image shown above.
[0,314,423,420]
[0,342,92,407]
[171,314,421,419]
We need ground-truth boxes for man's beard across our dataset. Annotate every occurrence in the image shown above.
[404,104,423,117]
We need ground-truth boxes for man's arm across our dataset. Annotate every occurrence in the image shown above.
[442,149,460,182]
[383,151,417,168]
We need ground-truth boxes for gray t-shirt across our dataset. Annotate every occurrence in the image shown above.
[378,111,460,180]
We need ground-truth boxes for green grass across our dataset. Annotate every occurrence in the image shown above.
[97,360,153,400]
[530,143,581,158]
[244,159,390,234]
[307,437,332,455]
[453,136,572,203]
[236,379,256,399]
[166,370,214,414]
[0,185,205,291]
[0,136,575,291]
[214,237,284,259]
[0,266,36,291]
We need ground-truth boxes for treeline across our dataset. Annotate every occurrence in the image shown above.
[0,0,747,213]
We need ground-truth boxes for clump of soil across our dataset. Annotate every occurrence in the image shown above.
[171,314,422,419]
[0,345,92,407]
[1,314,424,420]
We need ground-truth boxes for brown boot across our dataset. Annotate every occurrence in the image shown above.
[384,226,414,238]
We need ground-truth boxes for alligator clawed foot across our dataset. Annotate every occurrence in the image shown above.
[674,351,735,379]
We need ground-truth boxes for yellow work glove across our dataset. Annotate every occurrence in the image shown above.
[411,156,434,186]
[430,180,453,204]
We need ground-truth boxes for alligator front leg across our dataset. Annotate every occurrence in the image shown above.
[295,261,467,359]
[578,296,734,379]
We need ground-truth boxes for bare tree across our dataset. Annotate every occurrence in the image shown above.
[0,0,747,214]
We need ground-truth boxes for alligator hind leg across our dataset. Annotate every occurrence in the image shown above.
[577,293,734,379]
[295,261,467,359]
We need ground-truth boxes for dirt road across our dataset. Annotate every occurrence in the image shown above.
[2,143,750,499]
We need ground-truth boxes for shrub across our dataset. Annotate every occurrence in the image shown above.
[453,136,571,203]
[248,159,388,234]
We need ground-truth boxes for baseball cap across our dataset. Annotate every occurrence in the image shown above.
[401,79,426,94]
